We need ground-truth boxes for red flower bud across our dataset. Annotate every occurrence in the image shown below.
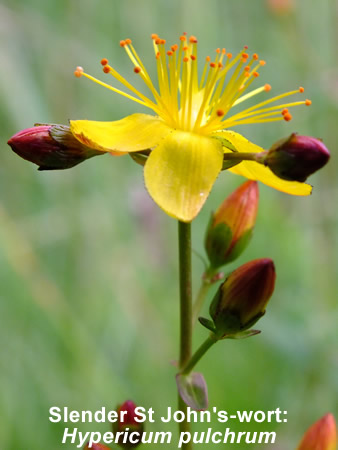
[84,444,111,450]
[113,400,144,448]
[265,133,330,182]
[297,413,336,450]
[205,181,259,269]
[8,125,103,170]
[210,258,276,337]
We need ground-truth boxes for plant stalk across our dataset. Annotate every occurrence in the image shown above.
[177,221,193,449]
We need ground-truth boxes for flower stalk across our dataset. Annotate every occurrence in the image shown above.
[177,221,193,450]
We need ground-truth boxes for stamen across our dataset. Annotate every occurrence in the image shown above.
[299,86,305,93]
[134,67,142,73]
[265,84,272,91]
[305,99,312,106]
[283,113,293,121]
[74,66,83,77]
[101,58,108,66]
[217,109,225,117]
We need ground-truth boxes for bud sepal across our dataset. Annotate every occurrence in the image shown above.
[264,133,330,182]
[8,124,103,170]
[205,181,259,270]
[208,258,276,339]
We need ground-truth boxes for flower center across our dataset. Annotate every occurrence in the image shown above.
[74,33,311,134]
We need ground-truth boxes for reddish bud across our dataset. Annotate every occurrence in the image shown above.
[210,258,276,337]
[84,444,111,450]
[265,133,330,182]
[113,400,144,448]
[297,413,336,450]
[205,181,259,269]
[8,125,103,170]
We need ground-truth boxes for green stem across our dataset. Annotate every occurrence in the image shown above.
[177,221,193,449]
[223,151,266,162]
[192,278,212,325]
[181,335,218,375]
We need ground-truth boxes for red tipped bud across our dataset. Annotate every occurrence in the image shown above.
[205,181,259,269]
[8,125,103,170]
[113,400,144,448]
[84,444,111,450]
[209,258,276,337]
[264,133,330,182]
[297,414,336,450]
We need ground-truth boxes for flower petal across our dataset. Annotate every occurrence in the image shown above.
[144,131,223,222]
[213,130,312,196]
[70,114,172,153]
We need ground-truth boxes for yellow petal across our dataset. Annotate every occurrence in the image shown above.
[144,131,223,222]
[70,114,172,153]
[213,130,312,196]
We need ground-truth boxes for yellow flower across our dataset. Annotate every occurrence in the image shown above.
[71,34,312,222]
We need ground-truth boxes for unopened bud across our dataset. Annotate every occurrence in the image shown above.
[84,444,111,450]
[113,400,144,448]
[210,258,276,337]
[8,125,103,170]
[205,181,259,269]
[264,133,330,182]
[297,413,336,450]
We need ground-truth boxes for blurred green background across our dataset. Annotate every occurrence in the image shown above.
[1,0,337,448]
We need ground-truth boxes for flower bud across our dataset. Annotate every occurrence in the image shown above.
[264,133,330,182]
[210,258,276,337]
[297,413,336,450]
[113,400,144,448]
[84,444,111,450]
[205,181,259,269]
[8,125,103,170]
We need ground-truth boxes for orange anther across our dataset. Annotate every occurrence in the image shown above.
[259,60,266,66]
[189,35,198,43]
[183,46,188,51]
[183,31,187,35]
[183,56,189,62]
[241,58,248,63]
[151,33,158,40]
[218,62,223,68]
[160,39,166,45]
[305,99,312,106]
[103,66,110,74]
[120,40,126,47]
[283,113,293,121]
[74,66,83,78]
[242,53,249,59]
[253,71,259,77]
[216,48,221,54]
[222,48,226,54]
[227,53,232,59]
[171,44,178,52]
[282,108,289,115]
[156,52,160,59]
[206,56,211,62]
[253,53,259,60]
[167,51,173,56]
[245,66,251,71]
[180,35,186,41]
[190,55,196,61]
[155,38,161,45]
[134,66,141,73]
[125,38,132,45]
[244,45,249,49]
[264,84,272,91]
[210,62,216,68]
[299,86,305,93]
[244,72,250,78]
[216,109,225,117]
[100,58,108,66]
